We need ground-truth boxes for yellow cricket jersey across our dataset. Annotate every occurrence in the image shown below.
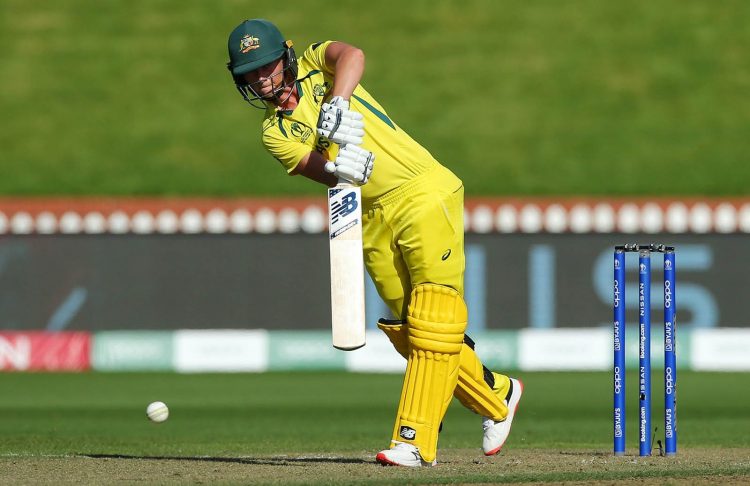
[261,41,440,207]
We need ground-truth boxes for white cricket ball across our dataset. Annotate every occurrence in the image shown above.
[146,401,169,423]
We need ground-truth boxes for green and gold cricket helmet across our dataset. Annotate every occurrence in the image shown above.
[227,19,295,79]
[226,19,298,107]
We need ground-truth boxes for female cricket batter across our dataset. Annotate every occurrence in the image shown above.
[226,18,523,467]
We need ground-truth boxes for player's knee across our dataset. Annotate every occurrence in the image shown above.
[407,283,467,351]
[408,283,467,325]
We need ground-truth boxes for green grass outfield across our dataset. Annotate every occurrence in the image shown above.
[1,1,749,196]
[1,371,748,484]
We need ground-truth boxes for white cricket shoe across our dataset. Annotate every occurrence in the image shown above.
[375,441,436,467]
[482,377,524,455]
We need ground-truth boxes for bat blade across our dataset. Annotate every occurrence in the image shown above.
[328,183,366,350]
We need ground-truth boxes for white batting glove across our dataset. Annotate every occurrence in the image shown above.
[324,144,375,185]
[317,96,365,146]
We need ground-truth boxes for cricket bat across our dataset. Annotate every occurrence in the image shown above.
[328,181,366,350]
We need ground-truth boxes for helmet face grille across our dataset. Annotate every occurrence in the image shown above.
[234,46,298,109]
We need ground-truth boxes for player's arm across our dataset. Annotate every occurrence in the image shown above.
[324,41,365,100]
[316,42,366,146]
[292,151,338,187]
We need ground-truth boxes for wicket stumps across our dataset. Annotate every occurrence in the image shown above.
[613,244,677,457]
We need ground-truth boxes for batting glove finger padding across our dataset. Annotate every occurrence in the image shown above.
[317,96,365,146]
[318,119,365,146]
[324,144,375,185]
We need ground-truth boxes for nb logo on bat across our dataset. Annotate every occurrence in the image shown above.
[330,192,359,225]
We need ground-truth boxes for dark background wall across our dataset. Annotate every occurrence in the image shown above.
[0,234,742,331]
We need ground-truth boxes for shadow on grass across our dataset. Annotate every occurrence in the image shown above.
[79,453,369,466]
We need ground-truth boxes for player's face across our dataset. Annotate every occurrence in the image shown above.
[243,58,290,102]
